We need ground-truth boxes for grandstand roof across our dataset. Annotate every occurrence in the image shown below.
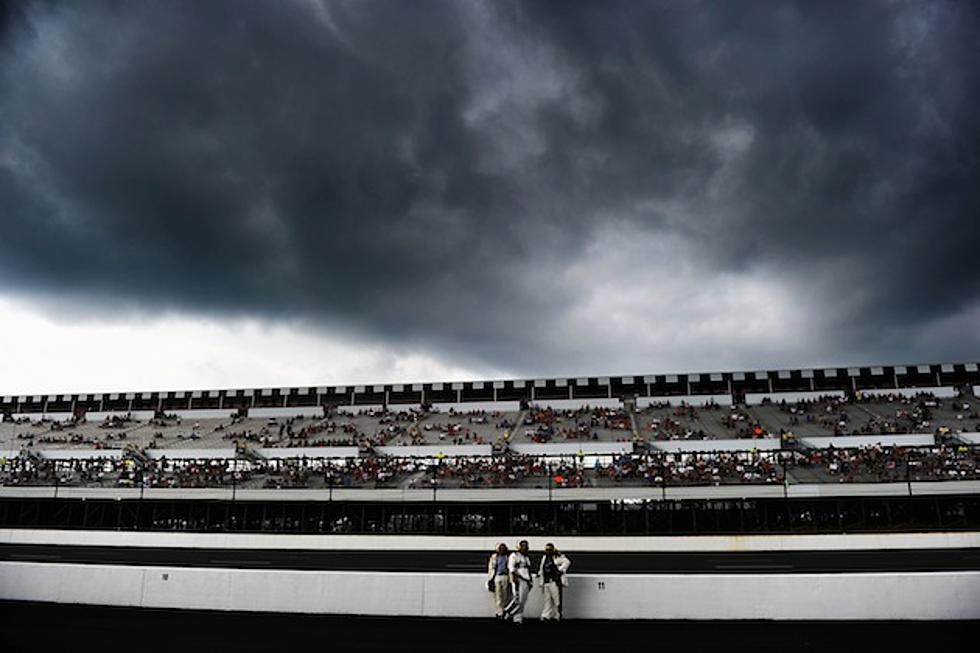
[2,361,977,415]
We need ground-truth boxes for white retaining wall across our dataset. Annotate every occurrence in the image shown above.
[651,438,781,453]
[1,562,978,619]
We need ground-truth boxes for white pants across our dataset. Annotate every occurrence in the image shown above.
[504,578,531,623]
[493,575,510,617]
[541,581,562,620]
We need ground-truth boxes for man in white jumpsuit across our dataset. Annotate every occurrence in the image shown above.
[503,540,532,623]
[538,543,571,621]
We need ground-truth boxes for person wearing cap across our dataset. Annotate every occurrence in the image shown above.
[538,542,571,621]
[503,539,532,623]
[486,542,511,619]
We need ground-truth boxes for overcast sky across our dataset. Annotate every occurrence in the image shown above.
[0,0,977,395]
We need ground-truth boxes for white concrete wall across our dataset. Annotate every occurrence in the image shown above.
[145,448,237,459]
[1,562,977,620]
[509,443,634,456]
[4,479,980,501]
[956,432,980,445]
[651,438,781,453]
[39,449,125,460]
[4,528,979,552]
[249,407,322,419]
[800,434,935,449]
[375,445,493,458]
[257,446,359,459]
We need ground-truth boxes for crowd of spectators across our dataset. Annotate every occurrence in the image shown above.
[795,444,980,482]
[768,392,980,437]
[520,405,630,443]
[596,452,783,485]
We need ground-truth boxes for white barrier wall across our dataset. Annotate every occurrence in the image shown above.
[651,438,781,453]
[257,447,359,459]
[5,528,978,554]
[508,443,634,456]
[800,434,935,449]
[957,433,980,445]
[4,480,980,502]
[1,562,978,620]
[145,448,237,459]
[39,449,125,460]
[375,445,493,458]
[249,407,322,419]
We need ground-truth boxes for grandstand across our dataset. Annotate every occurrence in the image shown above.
[1,362,979,494]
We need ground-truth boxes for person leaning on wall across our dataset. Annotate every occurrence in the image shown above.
[486,542,511,619]
[538,542,571,621]
[503,539,533,623]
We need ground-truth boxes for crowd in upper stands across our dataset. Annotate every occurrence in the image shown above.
[3,389,980,490]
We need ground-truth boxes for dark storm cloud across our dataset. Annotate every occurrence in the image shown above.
[0,0,977,373]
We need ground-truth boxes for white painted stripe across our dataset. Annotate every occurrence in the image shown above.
[2,529,978,552]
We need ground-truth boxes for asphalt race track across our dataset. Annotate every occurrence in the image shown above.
[0,601,975,653]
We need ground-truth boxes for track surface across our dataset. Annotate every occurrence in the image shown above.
[3,544,980,573]
[0,601,976,653]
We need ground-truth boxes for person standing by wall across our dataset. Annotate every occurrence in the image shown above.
[538,542,571,621]
[486,542,511,619]
[503,539,532,623]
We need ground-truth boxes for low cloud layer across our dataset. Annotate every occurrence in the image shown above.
[1,0,977,385]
